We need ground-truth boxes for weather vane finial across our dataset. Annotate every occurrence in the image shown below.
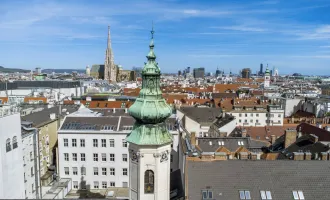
[151,21,155,39]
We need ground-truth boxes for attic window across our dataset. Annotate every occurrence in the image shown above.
[292,191,304,200]
[238,141,244,146]
[202,190,213,200]
[239,190,251,199]
[260,191,272,199]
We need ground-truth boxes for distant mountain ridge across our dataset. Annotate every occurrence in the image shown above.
[42,69,86,74]
[0,66,30,73]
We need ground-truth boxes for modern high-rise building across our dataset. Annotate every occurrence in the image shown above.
[259,63,263,75]
[178,70,182,76]
[127,26,173,200]
[193,68,205,78]
[215,68,221,77]
[241,68,251,78]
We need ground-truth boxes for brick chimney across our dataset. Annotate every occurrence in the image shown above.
[293,152,304,160]
[321,152,328,160]
[304,152,312,160]
[214,152,227,160]
[250,152,257,160]
[284,128,297,148]
[242,129,247,137]
[271,135,276,144]
[191,132,196,146]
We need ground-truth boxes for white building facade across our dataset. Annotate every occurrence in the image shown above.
[58,108,179,192]
[0,111,25,199]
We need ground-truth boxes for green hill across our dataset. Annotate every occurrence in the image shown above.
[0,66,30,73]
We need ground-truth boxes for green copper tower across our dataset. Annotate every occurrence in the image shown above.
[126,25,173,145]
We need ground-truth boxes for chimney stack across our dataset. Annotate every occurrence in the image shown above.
[271,135,276,144]
[304,152,312,160]
[284,128,297,148]
[241,129,247,137]
[191,132,196,146]
[309,134,319,143]
[321,152,328,160]
[293,152,304,160]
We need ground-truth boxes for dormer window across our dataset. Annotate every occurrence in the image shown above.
[6,138,11,152]
[202,190,213,200]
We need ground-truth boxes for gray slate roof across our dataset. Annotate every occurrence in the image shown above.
[21,105,79,127]
[186,160,330,200]
[179,107,222,125]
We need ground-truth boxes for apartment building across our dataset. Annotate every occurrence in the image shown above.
[228,105,284,127]
[58,106,179,191]
[21,122,41,199]
[0,109,25,199]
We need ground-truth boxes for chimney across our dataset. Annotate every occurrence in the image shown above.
[321,152,328,160]
[125,108,128,113]
[191,132,196,146]
[304,152,312,160]
[309,134,319,143]
[284,128,297,148]
[113,108,116,113]
[250,152,257,160]
[214,152,227,160]
[241,129,247,137]
[271,135,276,144]
[293,152,304,160]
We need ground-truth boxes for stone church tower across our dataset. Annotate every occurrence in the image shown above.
[104,26,117,82]
[126,26,173,200]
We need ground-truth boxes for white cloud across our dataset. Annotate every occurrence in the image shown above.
[215,25,267,32]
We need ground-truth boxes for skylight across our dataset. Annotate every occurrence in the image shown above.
[260,190,272,199]
[239,190,251,199]
[202,190,213,200]
[293,191,305,200]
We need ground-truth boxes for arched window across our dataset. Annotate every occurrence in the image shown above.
[13,136,18,149]
[6,138,11,152]
[144,170,154,194]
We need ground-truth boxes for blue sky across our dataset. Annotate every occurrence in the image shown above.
[0,0,329,75]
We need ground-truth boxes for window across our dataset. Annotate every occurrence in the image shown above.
[102,182,107,189]
[110,182,115,187]
[123,182,128,188]
[250,113,253,117]
[72,139,77,147]
[123,168,128,176]
[239,114,242,117]
[102,168,107,175]
[6,138,11,152]
[93,181,99,189]
[293,191,305,200]
[244,119,247,123]
[239,119,242,123]
[256,119,259,123]
[101,139,106,147]
[93,139,98,147]
[81,167,86,175]
[81,181,87,190]
[64,138,68,147]
[73,181,78,189]
[64,167,69,175]
[278,114,281,117]
[81,153,85,161]
[122,139,127,147]
[13,136,18,149]
[202,190,213,200]
[250,119,253,123]
[270,114,274,117]
[110,153,115,161]
[122,154,128,162]
[31,166,34,176]
[73,167,78,175]
[256,114,259,117]
[72,153,77,161]
[30,152,33,160]
[80,139,85,147]
[93,167,98,175]
[100,153,106,161]
[32,184,34,192]
[144,170,154,193]
[93,153,98,161]
[64,153,69,161]
[110,139,115,147]
[239,190,251,199]
[260,191,272,199]
[110,168,115,175]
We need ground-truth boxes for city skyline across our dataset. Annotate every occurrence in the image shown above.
[0,0,329,75]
